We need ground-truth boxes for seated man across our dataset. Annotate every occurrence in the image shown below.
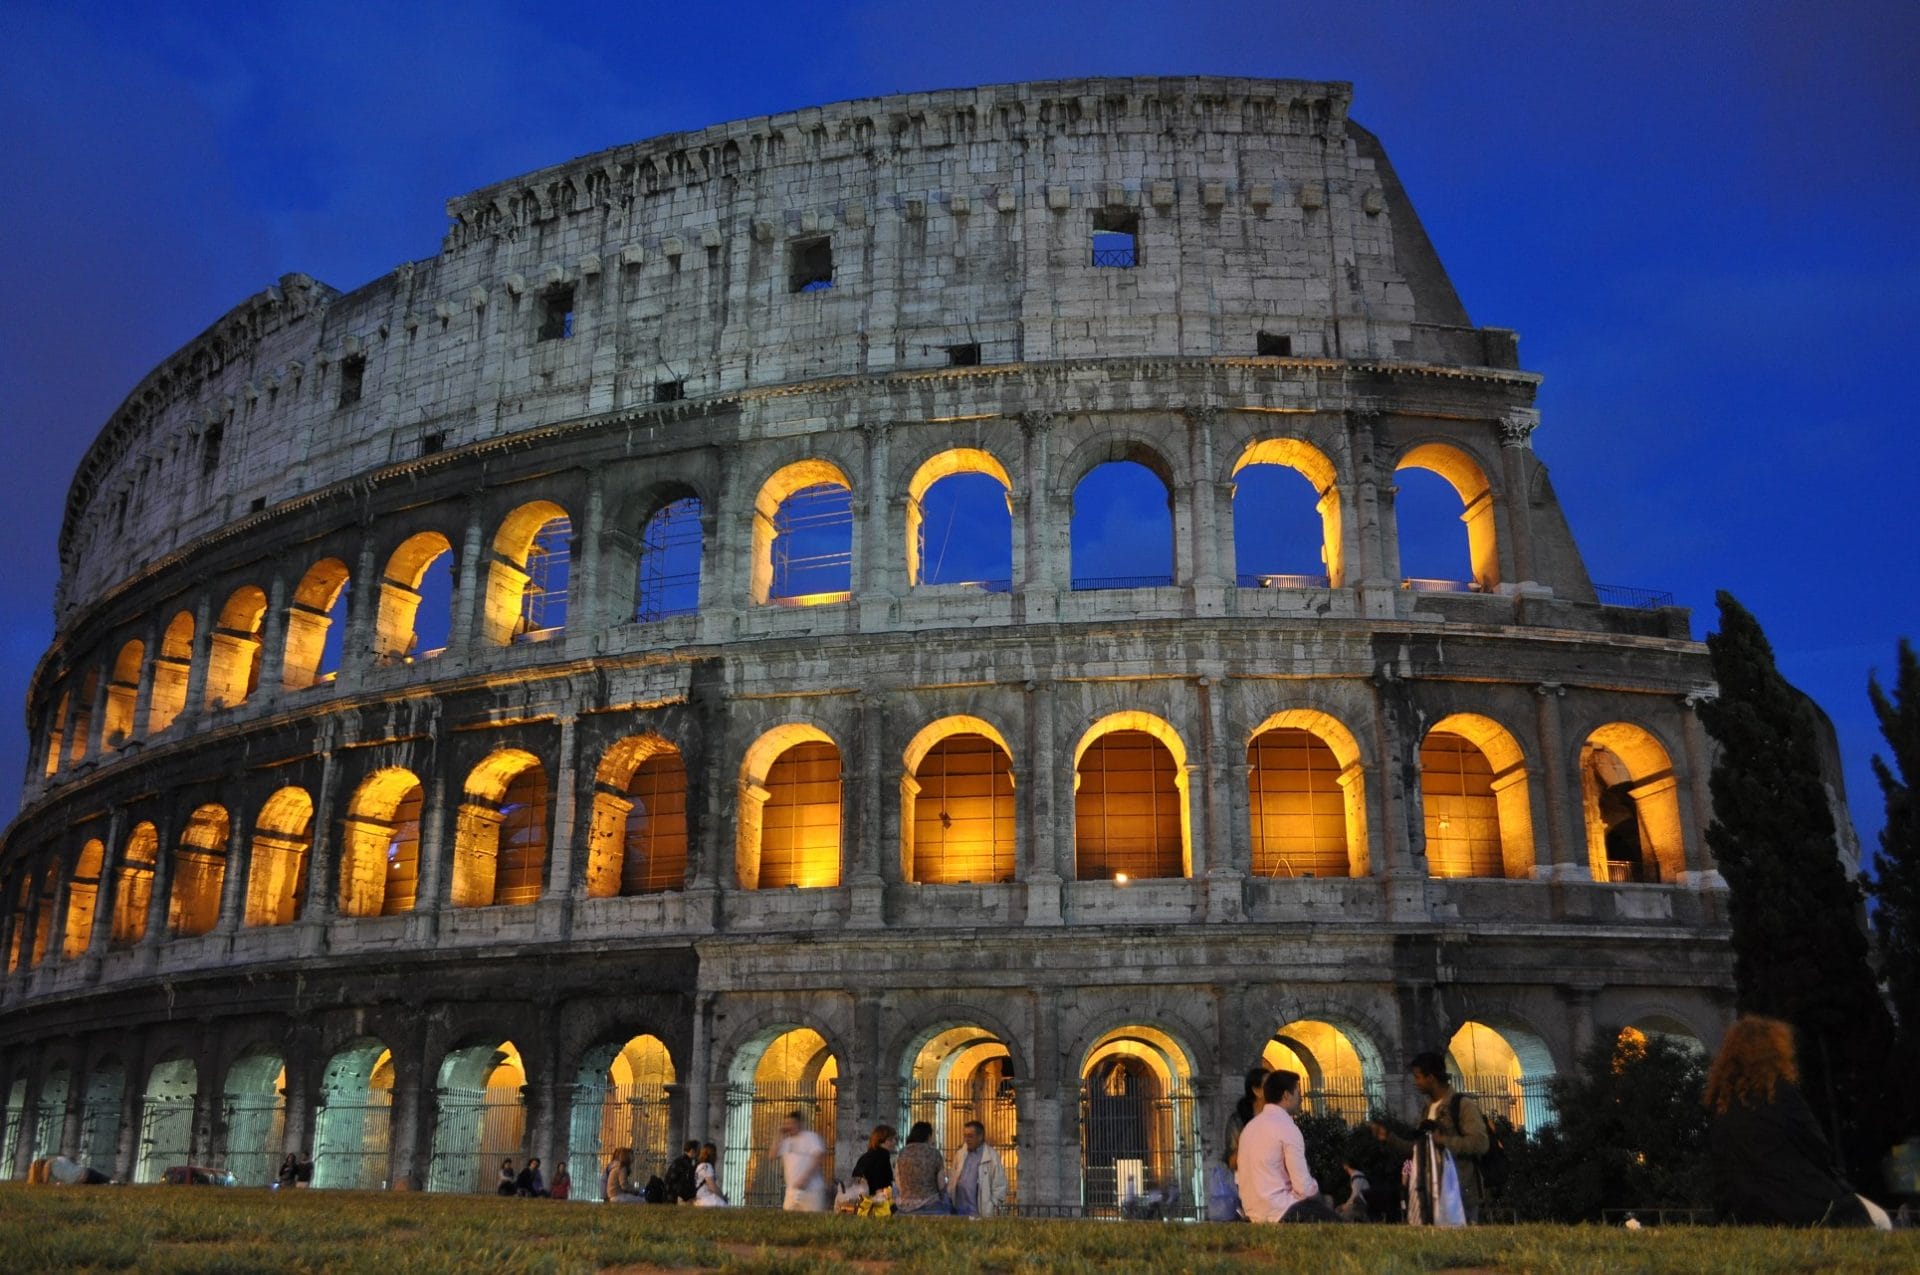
[1234,1069,1337,1223]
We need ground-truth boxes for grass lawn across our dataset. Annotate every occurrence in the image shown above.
[1,1185,1912,1274]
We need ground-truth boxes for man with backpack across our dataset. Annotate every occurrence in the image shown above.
[1369,1051,1504,1223]
[664,1140,700,1205]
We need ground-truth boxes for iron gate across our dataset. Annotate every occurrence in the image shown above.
[312,1095,392,1189]
[221,1093,286,1186]
[901,1083,1019,1205]
[1079,1079,1201,1218]
[722,1081,836,1207]
[427,1088,526,1193]
[135,1098,194,1183]
[568,1082,672,1201]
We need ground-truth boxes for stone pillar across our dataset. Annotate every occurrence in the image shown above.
[1346,405,1399,618]
[179,595,215,725]
[302,745,341,931]
[540,713,580,938]
[86,668,112,758]
[1198,673,1242,921]
[1182,406,1229,607]
[215,780,252,934]
[130,617,160,743]
[1025,987,1065,1208]
[1677,693,1722,885]
[857,420,896,628]
[340,538,383,682]
[52,685,81,777]
[1533,682,1584,880]
[85,807,128,965]
[573,474,607,633]
[847,694,887,927]
[1497,411,1540,589]
[190,1032,220,1166]
[280,1037,319,1162]
[386,1043,428,1191]
[138,809,180,953]
[41,853,73,968]
[256,566,292,698]
[686,992,714,1151]
[448,501,488,658]
[1370,670,1429,921]
[411,746,457,941]
[1015,411,1059,623]
[1024,679,1063,925]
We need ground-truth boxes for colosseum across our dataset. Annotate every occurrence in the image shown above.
[2,76,1735,1208]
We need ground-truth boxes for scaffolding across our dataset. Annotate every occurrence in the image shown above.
[770,484,853,601]
[635,498,702,622]
[518,517,572,636]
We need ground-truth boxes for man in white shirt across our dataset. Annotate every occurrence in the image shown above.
[775,1109,830,1211]
[1235,1069,1336,1223]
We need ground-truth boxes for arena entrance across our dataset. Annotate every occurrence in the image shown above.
[78,1059,125,1175]
[567,1033,674,1200]
[135,1058,197,1182]
[1078,1026,1201,1217]
[220,1050,286,1185]
[723,1027,837,1206]
[28,1061,69,1162]
[427,1041,527,1193]
[1259,1018,1384,1123]
[1449,1021,1555,1132]
[900,1025,1019,1206]
[312,1039,393,1189]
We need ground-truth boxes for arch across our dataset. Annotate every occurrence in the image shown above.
[338,768,424,917]
[1620,1014,1708,1055]
[1231,438,1345,587]
[28,866,55,966]
[220,1048,287,1186]
[906,448,1015,589]
[1073,712,1192,881]
[898,1021,1021,1204]
[168,803,231,937]
[722,1025,839,1205]
[375,531,455,662]
[485,500,571,645]
[1421,713,1534,880]
[566,1033,677,1199]
[1581,722,1686,884]
[1396,442,1498,591]
[282,558,351,691]
[205,585,267,709]
[1447,1019,1556,1132]
[111,822,158,946]
[102,639,144,748]
[312,1038,394,1189]
[427,1040,528,1193]
[28,1061,71,1163]
[1247,709,1369,879]
[452,750,547,908]
[1077,1024,1202,1213]
[42,691,68,777]
[585,735,689,897]
[134,1057,198,1183]
[77,1058,125,1175]
[148,611,194,733]
[736,724,842,890]
[752,460,854,606]
[1071,455,1174,590]
[244,787,313,927]
[1259,1016,1386,1123]
[63,838,105,959]
[901,716,1017,885]
[634,495,704,622]
[66,669,99,765]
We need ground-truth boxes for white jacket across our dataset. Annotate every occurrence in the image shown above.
[945,1142,1010,1217]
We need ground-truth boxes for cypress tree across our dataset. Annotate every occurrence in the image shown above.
[1867,638,1920,1134]
[1698,592,1891,1184]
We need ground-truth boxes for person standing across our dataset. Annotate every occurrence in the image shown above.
[946,1120,1010,1218]
[1235,1070,1335,1222]
[775,1109,831,1212]
[1369,1051,1489,1223]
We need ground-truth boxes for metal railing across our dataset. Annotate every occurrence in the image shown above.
[1402,577,1484,594]
[1593,583,1676,609]
[1071,574,1175,591]
[1236,572,1332,589]
[312,1097,393,1190]
[1091,247,1137,268]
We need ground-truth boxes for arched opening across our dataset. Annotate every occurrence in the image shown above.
[375,531,455,663]
[453,751,548,908]
[102,640,144,748]
[204,586,267,710]
[567,1034,676,1200]
[1259,1018,1385,1122]
[1420,714,1534,880]
[77,1059,125,1175]
[282,558,351,690]
[1447,1020,1555,1133]
[1582,723,1686,884]
[3,875,25,972]
[63,839,105,959]
[1,1079,25,1179]
[167,804,230,937]
[28,1062,70,1162]
[1079,1025,1201,1215]
[1071,456,1174,590]
[1621,1016,1707,1056]
[722,1027,838,1206]
[220,1050,286,1186]
[1247,710,1368,879]
[1396,443,1498,592]
[135,1058,197,1183]
[148,611,194,734]
[338,769,423,917]
[428,1041,528,1193]
[1073,713,1191,881]
[737,726,842,890]
[67,669,99,765]
[901,718,1017,885]
[486,501,571,645]
[29,867,55,966]
[244,787,313,927]
[312,1039,394,1190]
[42,692,67,777]
[907,449,1014,591]
[585,736,688,897]
[753,461,854,606]
[111,823,158,946]
[900,1025,1019,1206]
[1231,439,1343,588]
[634,496,703,622]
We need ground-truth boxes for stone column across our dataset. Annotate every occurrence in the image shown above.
[85,807,128,965]
[386,1040,428,1191]
[255,568,292,702]
[1533,683,1584,880]
[52,685,81,778]
[858,420,896,628]
[1497,411,1540,589]
[301,744,341,934]
[1370,670,1428,921]
[180,595,215,725]
[847,694,887,927]
[1014,411,1059,624]
[411,736,457,941]
[1346,405,1399,618]
[130,617,161,743]
[215,779,252,934]
[1182,406,1229,609]
[1677,692,1722,886]
[42,853,73,968]
[86,667,112,758]
[1024,679,1063,925]
[572,473,607,634]
[1025,987,1064,1209]
[1198,673,1243,921]
[540,713,580,938]
[448,500,488,658]
[340,538,383,682]
[686,993,715,1152]
[138,808,180,954]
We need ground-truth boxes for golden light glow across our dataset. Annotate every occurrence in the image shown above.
[906,448,1014,587]
[1581,722,1685,884]
[339,767,423,917]
[1396,442,1499,591]
[586,734,688,897]
[901,716,1017,885]
[245,786,314,927]
[1073,712,1192,881]
[168,803,231,936]
[738,724,842,890]
[752,460,854,606]
[1422,713,1533,880]
[771,590,851,608]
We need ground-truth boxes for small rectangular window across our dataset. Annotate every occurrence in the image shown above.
[789,236,834,292]
[200,424,223,478]
[337,354,366,407]
[249,496,267,514]
[1257,331,1292,357]
[1091,210,1138,268]
[946,343,982,367]
[538,285,576,341]
[420,431,446,456]
[653,379,686,403]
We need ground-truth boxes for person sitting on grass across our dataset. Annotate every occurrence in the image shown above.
[603,1147,647,1203]
[893,1121,951,1215]
[549,1163,572,1200]
[496,1158,516,1196]
[694,1142,731,1207]
[515,1156,547,1197]
[1236,1069,1337,1223]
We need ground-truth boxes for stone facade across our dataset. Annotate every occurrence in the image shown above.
[2,77,1735,1208]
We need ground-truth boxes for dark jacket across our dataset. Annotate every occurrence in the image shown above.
[851,1147,894,1193]
[1381,1090,1491,1210]
[1709,1082,1862,1226]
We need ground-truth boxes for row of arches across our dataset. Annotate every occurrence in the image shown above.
[4,708,1690,971]
[39,431,1508,779]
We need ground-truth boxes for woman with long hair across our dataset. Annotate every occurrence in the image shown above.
[693,1141,730,1206]
[1704,1016,1878,1227]
[851,1124,898,1196]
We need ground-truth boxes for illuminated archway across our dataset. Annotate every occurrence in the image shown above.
[168,804,231,937]
[906,448,1014,589]
[427,1041,528,1193]
[63,839,105,959]
[1078,1025,1201,1212]
[244,787,313,927]
[1247,709,1368,878]
[1231,438,1344,587]
[1396,442,1499,591]
[1421,714,1534,879]
[221,1049,287,1186]
[1581,723,1686,884]
[1073,712,1192,880]
[134,1057,197,1182]
[737,725,842,890]
[722,1026,838,1205]
[485,501,571,645]
[453,750,547,908]
[1259,1017,1385,1122]
[102,639,144,748]
[42,692,67,777]
[148,611,194,734]
[282,558,351,690]
[27,1062,70,1163]
[204,586,267,709]
[312,1039,394,1190]
[900,1024,1020,1204]
[585,736,689,897]
[901,716,1016,884]
[752,460,854,606]
[111,823,158,946]
[1447,1020,1556,1132]
[66,669,98,765]
[375,531,455,662]
[338,769,423,917]
[567,1033,676,1199]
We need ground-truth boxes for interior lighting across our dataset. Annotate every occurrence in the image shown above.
[1114,872,1129,885]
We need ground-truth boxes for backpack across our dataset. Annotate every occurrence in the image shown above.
[1451,1093,1510,1194]
[643,1174,668,1204]
[665,1156,697,1202]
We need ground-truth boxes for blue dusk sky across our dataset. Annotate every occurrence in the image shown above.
[0,1,1914,856]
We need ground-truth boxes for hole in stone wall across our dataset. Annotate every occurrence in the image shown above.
[1091,210,1138,268]
[338,355,366,408]
[538,285,575,341]
[789,236,833,292]
[1256,331,1292,357]
[653,379,685,403]
[946,343,981,367]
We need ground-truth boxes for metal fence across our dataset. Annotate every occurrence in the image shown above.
[427,1088,526,1194]
[1236,572,1332,590]
[1071,574,1175,591]
[1593,583,1676,610]
[78,1096,121,1173]
[135,1098,194,1183]
[221,1092,286,1186]
[722,1081,837,1207]
[1079,1080,1202,1218]
[29,1100,63,1162]
[1301,1075,1385,1125]
[312,1095,392,1190]
[901,1083,1019,1205]
[1458,1073,1555,1133]
[0,1100,19,1180]
[568,1082,672,1202]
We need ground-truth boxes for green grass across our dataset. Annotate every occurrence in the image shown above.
[0,1185,1911,1274]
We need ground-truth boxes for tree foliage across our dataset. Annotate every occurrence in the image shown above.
[1868,637,1920,1134]
[1698,592,1892,1183]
